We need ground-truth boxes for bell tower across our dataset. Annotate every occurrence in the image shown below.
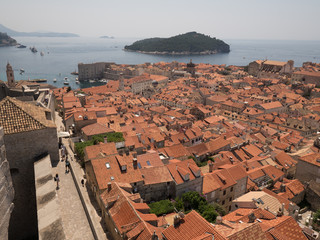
[6,62,15,88]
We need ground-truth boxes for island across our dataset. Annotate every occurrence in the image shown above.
[0,24,79,37]
[124,32,230,55]
[0,32,17,47]
[100,36,114,39]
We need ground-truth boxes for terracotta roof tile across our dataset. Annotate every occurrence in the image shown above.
[162,210,227,240]
[0,97,55,134]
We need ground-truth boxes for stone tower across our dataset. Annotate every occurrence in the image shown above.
[186,59,196,78]
[119,73,124,91]
[6,62,15,88]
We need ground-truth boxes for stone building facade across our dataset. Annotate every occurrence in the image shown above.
[248,60,294,78]
[78,62,114,81]
[296,153,320,184]
[0,127,14,240]
[0,97,59,240]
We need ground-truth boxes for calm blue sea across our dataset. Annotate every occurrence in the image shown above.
[0,37,320,90]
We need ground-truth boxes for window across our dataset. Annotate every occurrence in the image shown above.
[229,197,232,202]
[223,190,226,195]
[222,200,225,205]
[231,187,233,192]
[229,206,231,211]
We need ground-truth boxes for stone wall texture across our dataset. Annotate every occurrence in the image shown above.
[5,127,59,240]
[0,127,14,240]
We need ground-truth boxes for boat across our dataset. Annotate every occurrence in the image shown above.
[40,51,44,56]
[53,78,57,83]
[63,81,69,85]
[28,79,47,83]
[17,44,27,48]
[99,79,108,83]
[30,46,37,53]
[75,80,80,84]
[64,77,68,81]
[71,70,78,75]
[89,79,95,83]
[20,68,25,73]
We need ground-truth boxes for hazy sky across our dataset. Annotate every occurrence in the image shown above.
[1,0,320,40]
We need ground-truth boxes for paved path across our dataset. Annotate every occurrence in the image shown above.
[53,158,94,240]
[54,112,108,240]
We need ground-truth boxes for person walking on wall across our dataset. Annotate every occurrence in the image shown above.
[54,173,60,189]
[65,158,70,173]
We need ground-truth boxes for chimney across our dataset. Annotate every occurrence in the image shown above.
[152,231,158,240]
[208,161,214,173]
[248,213,256,223]
[215,216,222,224]
[104,137,108,143]
[108,182,112,192]
[281,203,285,214]
[173,215,181,227]
[280,184,286,193]
[133,158,138,169]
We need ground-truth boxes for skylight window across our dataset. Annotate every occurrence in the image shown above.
[146,161,151,166]
[138,163,142,169]
[106,163,110,169]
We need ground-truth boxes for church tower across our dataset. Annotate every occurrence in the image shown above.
[186,59,196,78]
[119,73,124,91]
[6,62,15,88]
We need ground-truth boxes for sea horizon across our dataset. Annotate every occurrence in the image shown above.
[1,36,320,89]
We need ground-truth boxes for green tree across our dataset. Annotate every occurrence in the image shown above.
[200,204,219,223]
[181,191,206,211]
[149,200,174,216]
[313,209,320,225]
[212,203,226,216]
[74,140,94,161]
[173,197,184,211]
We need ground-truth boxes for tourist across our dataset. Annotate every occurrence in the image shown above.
[81,178,85,187]
[54,174,60,189]
[65,158,70,173]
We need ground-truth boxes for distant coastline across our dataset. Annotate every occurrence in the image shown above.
[0,24,79,37]
[100,36,114,39]
[0,32,17,47]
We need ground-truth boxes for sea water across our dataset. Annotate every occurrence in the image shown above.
[0,37,320,90]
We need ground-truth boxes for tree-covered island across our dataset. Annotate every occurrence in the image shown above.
[124,32,230,55]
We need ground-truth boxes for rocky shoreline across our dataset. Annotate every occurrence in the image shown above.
[124,49,222,55]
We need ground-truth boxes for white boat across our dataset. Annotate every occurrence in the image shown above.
[20,68,25,74]
[64,77,68,81]
[75,80,80,84]
[53,78,57,82]
[89,79,95,83]
[40,51,44,56]
[63,81,69,85]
